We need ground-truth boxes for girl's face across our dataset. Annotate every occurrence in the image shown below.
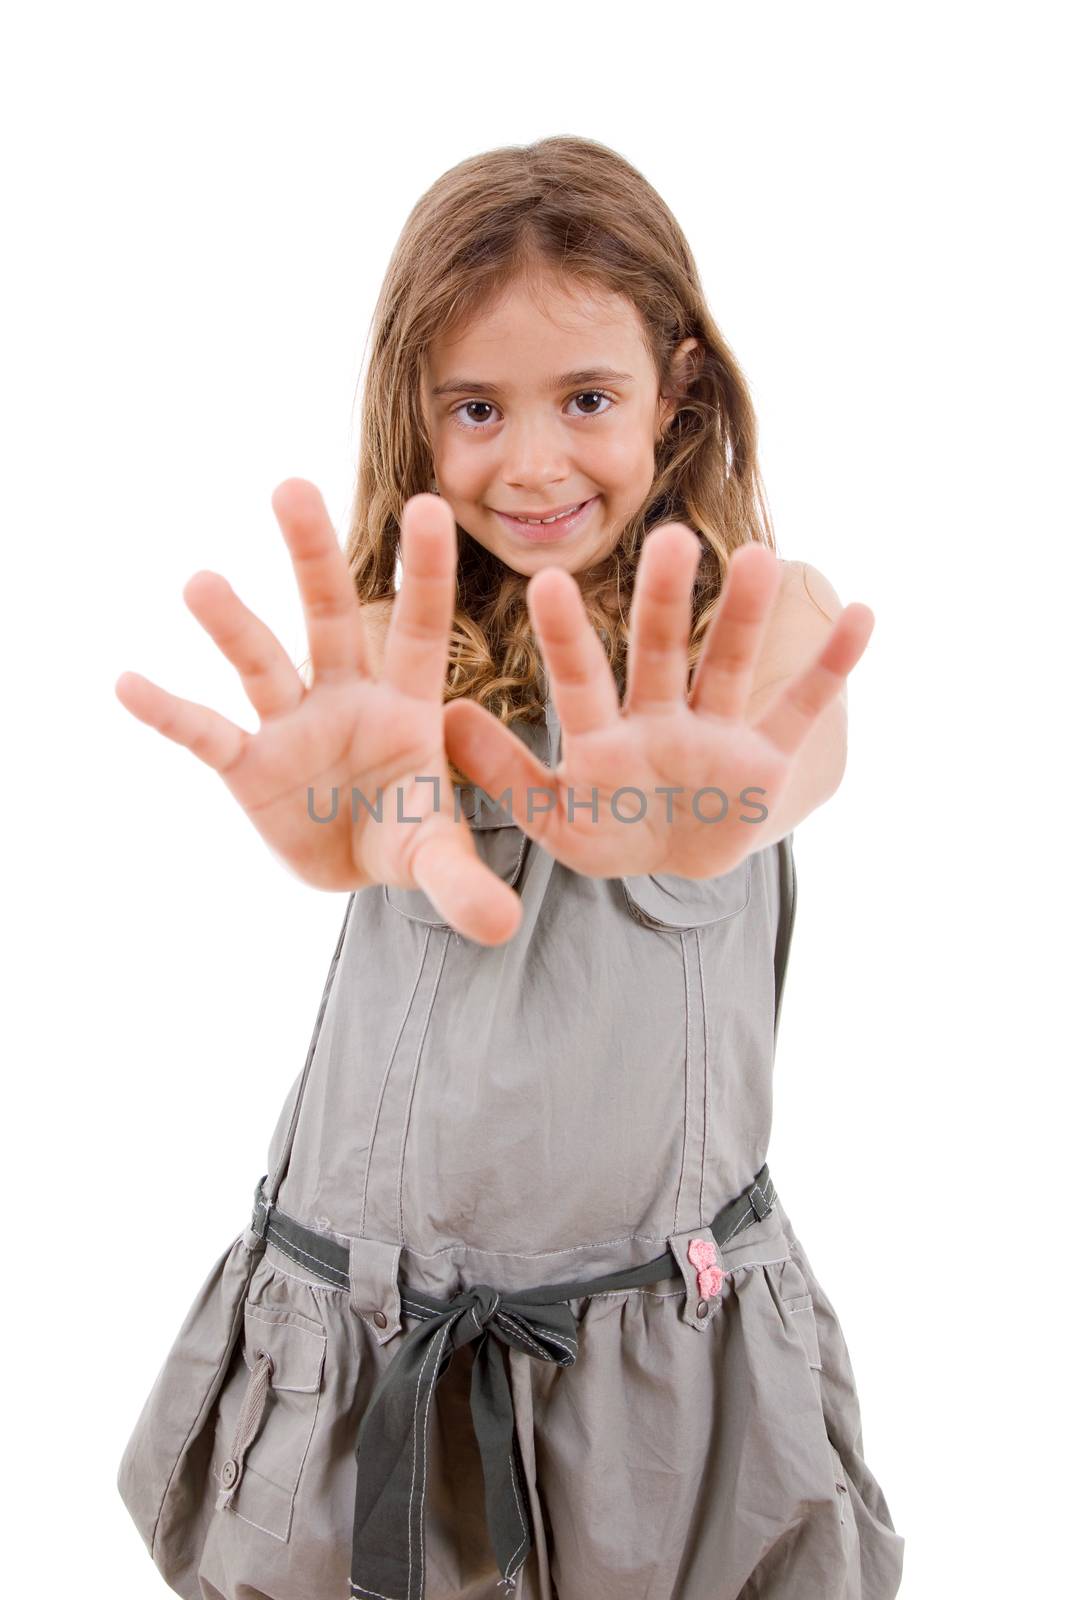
[420,271,697,577]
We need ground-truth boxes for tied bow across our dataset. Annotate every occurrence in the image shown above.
[350,1281,579,1600]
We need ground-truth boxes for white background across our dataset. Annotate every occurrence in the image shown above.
[3,3,1062,1595]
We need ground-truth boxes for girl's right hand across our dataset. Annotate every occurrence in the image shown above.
[114,480,523,947]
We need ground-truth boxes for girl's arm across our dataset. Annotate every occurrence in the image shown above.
[741,560,849,848]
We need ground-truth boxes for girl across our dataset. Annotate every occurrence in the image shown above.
[115,135,904,1600]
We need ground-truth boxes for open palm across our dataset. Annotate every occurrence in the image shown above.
[442,525,874,880]
[113,482,522,946]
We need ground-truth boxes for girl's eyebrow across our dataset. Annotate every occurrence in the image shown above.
[429,367,636,399]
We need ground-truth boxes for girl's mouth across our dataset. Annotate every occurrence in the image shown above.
[493,496,599,542]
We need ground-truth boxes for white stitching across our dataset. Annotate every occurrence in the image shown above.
[721,1203,756,1243]
[719,1252,789,1274]
[243,1303,325,1386]
[518,1319,578,1353]
[697,925,710,1221]
[387,1242,402,1327]
[357,1241,402,1337]
[396,933,451,1245]
[227,1503,289,1541]
[399,1296,442,1316]
[673,929,694,1235]
[410,1313,460,1600]
[244,1305,325,1340]
[261,1250,348,1296]
[399,1230,668,1259]
[492,1312,547,1358]
[360,930,432,1242]
[502,1447,529,1579]
[578,1287,687,1301]
[576,1257,791,1301]
[495,1312,577,1356]
[401,1303,574,1356]
[265,1226,348,1284]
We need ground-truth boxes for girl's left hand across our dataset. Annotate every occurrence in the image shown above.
[442,525,874,880]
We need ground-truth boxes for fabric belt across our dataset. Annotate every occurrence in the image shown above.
[248,1166,778,1600]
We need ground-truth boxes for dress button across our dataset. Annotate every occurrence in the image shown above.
[220,1458,239,1489]
[373,1310,388,1328]
[696,1299,709,1318]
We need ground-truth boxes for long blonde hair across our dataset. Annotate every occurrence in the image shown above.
[334,136,775,781]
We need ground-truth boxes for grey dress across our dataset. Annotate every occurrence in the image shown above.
[117,686,905,1600]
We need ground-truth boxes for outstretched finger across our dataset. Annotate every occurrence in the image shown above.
[525,566,619,736]
[381,494,458,701]
[751,605,874,756]
[183,571,306,721]
[442,699,564,847]
[407,828,524,947]
[114,670,249,774]
[688,545,782,722]
[272,479,370,683]
[624,523,703,712]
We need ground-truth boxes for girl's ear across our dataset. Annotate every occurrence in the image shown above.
[659,337,701,436]
[670,336,701,394]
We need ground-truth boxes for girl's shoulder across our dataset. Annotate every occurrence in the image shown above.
[745,557,846,707]
[770,557,842,625]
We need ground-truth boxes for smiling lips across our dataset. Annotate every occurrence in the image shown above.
[503,502,583,523]
[493,497,598,542]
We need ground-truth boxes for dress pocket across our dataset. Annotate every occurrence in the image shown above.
[779,1261,857,1534]
[210,1296,327,1542]
[384,799,530,927]
[116,1229,260,1589]
[620,856,752,930]
[783,1289,823,1373]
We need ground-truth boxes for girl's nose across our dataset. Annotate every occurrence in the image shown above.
[500,414,572,490]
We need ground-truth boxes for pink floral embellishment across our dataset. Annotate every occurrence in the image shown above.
[687,1236,723,1298]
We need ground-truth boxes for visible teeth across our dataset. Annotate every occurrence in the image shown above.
[514,503,581,524]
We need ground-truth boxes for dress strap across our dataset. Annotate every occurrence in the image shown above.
[773,834,798,1046]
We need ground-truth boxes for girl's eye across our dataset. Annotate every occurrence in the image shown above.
[450,390,615,431]
[453,400,498,429]
[570,389,614,417]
